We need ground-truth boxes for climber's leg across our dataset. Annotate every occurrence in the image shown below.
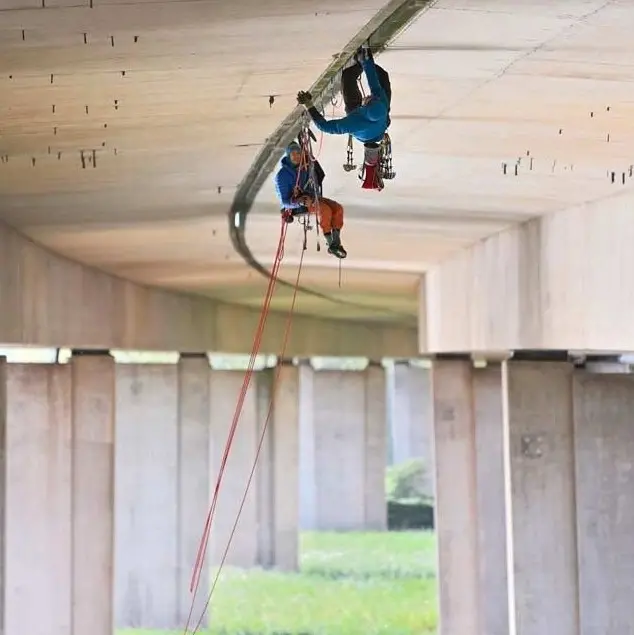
[320,197,347,258]
[342,63,363,114]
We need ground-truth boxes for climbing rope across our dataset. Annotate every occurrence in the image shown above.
[183,218,290,634]
[183,218,307,634]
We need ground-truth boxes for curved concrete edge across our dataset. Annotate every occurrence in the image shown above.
[0,220,417,357]
[229,0,438,322]
[421,189,634,355]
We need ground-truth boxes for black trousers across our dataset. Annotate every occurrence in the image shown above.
[342,61,392,120]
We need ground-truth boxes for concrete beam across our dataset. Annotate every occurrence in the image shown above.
[422,188,634,355]
[0,220,417,357]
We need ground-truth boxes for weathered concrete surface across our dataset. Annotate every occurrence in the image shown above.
[299,365,387,531]
[208,365,299,570]
[432,360,634,634]
[0,219,417,356]
[573,373,634,635]
[423,187,634,354]
[388,363,433,494]
[114,359,216,630]
[2,359,115,635]
[4,0,634,351]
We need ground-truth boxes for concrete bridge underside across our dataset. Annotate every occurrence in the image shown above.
[3,1,634,634]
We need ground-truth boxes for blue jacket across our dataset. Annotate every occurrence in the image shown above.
[308,58,389,143]
[274,153,319,209]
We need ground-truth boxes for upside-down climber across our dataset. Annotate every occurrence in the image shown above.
[297,46,391,191]
[274,141,347,259]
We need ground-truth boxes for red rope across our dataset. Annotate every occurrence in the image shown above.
[189,222,307,633]
[184,126,317,635]
[182,219,289,635]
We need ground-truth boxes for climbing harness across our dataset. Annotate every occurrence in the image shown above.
[295,116,323,253]
[343,133,396,189]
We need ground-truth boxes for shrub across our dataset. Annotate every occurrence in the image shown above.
[387,500,434,530]
[386,458,430,503]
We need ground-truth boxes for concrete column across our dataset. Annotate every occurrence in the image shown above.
[269,363,300,570]
[71,352,116,635]
[298,362,317,531]
[115,355,210,630]
[390,363,434,493]
[3,355,115,635]
[299,364,387,531]
[209,368,259,569]
[503,360,579,635]
[573,372,634,635]
[176,355,211,624]
[4,363,72,635]
[434,359,634,635]
[209,363,299,571]
[473,364,508,635]
[364,365,388,529]
[431,359,480,635]
[431,360,508,635]
[0,356,6,634]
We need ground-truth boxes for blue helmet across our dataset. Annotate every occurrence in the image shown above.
[285,141,301,158]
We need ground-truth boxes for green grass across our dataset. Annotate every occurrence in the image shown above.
[120,531,438,635]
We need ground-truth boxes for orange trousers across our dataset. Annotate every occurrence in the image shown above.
[307,197,344,234]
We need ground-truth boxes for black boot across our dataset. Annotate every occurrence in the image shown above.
[331,228,347,258]
[324,232,341,258]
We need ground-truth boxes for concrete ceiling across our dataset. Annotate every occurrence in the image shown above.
[2,0,634,328]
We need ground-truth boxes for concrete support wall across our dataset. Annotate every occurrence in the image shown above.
[299,365,387,531]
[431,359,481,635]
[1,356,300,634]
[0,220,417,358]
[573,373,634,635]
[115,356,210,630]
[503,361,579,635]
[1,355,115,635]
[472,365,508,635]
[209,364,299,571]
[433,359,634,635]
[422,188,634,354]
[0,357,6,634]
[71,354,116,635]
[389,362,433,495]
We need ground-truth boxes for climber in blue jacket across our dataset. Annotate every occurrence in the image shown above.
[274,141,347,258]
[297,47,391,145]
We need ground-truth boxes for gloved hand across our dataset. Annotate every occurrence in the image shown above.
[297,91,313,108]
[281,210,294,223]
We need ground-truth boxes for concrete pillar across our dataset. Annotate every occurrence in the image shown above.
[503,361,579,635]
[473,365,508,635]
[176,354,211,623]
[431,359,480,635]
[115,355,210,630]
[298,362,317,531]
[573,372,634,635]
[4,363,72,635]
[434,359,634,635]
[71,352,116,635]
[209,363,299,571]
[299,364,387,531]
[269,363,300,570]
[3,354,115,635]
[431,360,507,635]
[390,362,433,494]
[0,356,6,633]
